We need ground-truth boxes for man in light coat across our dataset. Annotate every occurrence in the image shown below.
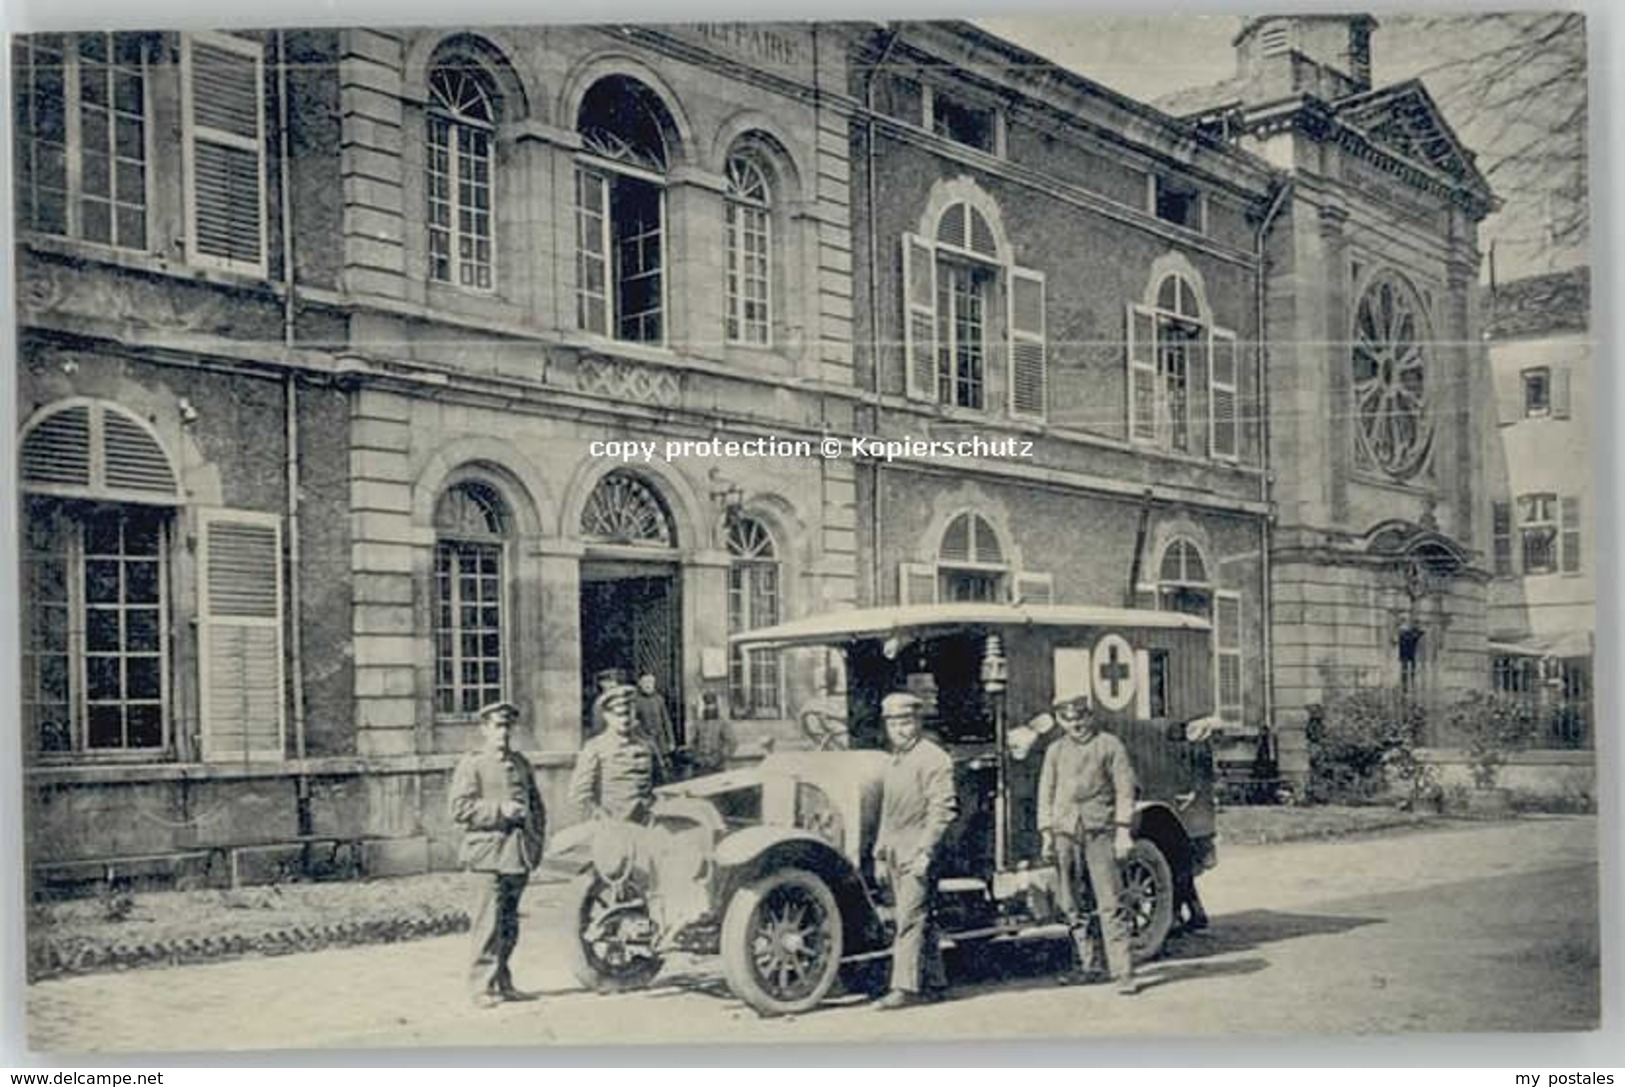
[1038,694,1140,995]
[448,700,547,1008]
[569,684,658,824]
[871,691,958,1010]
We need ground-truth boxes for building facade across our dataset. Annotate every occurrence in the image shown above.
[14,15,1503,889]
[1483,266,1593,748]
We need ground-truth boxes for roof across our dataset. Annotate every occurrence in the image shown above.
[1484,267,1592,339]
[730,602,1211,648]
[1332,80,1490,199]
[1153,79,1243,120]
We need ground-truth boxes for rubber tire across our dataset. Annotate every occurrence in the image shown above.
[1120,838,1176,963]
[565,871,664,993]
[721,868,845,1016]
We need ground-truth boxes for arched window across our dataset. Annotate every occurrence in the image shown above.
[434,480,509,716]
[580,470,675,547]
[1127,267,1238,458]
[426,61,497,291]
[724,150,773,346]
[902,192,1047,420]
[727,517,780,717]
[937,511,1006,602]
[1352,272,1431,480]
[20,401,180,757]
[576,77,673,344]
[1156,537,1210,615]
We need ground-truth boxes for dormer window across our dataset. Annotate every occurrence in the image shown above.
[925,88,1001,156]
[1152,176,1204,232]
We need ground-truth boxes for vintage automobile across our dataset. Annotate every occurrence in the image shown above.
[555,602,1219,1016]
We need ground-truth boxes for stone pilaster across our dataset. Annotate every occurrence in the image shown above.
[338,30,407,300]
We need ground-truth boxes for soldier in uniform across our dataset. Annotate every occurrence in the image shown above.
[1037,694,1140,995]
[569,684,658,823]
[870,691,958,1010]
[447,700,548,1009]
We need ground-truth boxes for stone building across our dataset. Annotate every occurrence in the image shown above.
[846,23,1279,771]
[1160,15,1497,768]
[13,15,1502,888]
[15,24,861,889]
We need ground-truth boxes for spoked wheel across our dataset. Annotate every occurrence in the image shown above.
[721,868,844,1016]
[566,871,664,992]
[1119,839,1175,962]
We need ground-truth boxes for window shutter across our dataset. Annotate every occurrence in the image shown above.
[1008,266,1047,421]
[1011,570,1054,606]
[1561,496,1581,573]
[575,168,610,334]
[902,233,937,402]
[1209,326,1240,460]
[898,562,938,605]
[198,509,285,761]
[182,32,267,276]
[1492,501,1513,576]
[1552,366,1573,419]
[1215,590,1243,722]
[20,405,92,488]
[1127,304,1158,442]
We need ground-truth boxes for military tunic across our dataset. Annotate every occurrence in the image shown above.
[569,729,657,823]
[873,737,958,994]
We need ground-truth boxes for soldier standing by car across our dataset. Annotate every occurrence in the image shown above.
[569,684,658,823]
[1038,694,1140,995]
[871,691,959,1010]
[448,700,547,1009]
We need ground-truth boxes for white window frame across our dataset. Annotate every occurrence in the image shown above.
[14,32,154,251]
[425,64,497,293]
[724,153,773,347]
[1518,492,1560,576]
[1215,589,1243,723]
[180,30,268,277]
[575,157,668,347]
[727,518,783,719]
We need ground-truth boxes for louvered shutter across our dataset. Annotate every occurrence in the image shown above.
[1127,304,1158,442]
[1209,326,1240,460]
[20,405,92,488]
[199,509,286,761]
[182,32,267,276]
[1492,501,1513,576]
[1552,366,1572,419]
[1561,497,1581,573]
[1011,570,1054,605]
[1215,590,1243,721]
[902,234,937,402]
[1008,267,1047,421]
[103,411,179,495]
[898,562,938,605]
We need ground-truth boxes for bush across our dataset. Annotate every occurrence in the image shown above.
[1439,690,1540,789]
[1305,688,1427,804]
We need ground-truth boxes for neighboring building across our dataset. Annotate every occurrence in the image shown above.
[15,25,861,890]
[1160,15,1497,767]
[1483,266,1593,748]
[847,23,1278,773]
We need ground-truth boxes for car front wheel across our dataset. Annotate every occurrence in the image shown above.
[566,871,664,993]
[720,868,845,1016]
[1120,839,1175,962]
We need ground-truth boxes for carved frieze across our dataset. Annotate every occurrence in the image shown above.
[576,354,682,408]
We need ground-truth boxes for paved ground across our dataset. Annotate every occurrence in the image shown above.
[26,816,1599,1054]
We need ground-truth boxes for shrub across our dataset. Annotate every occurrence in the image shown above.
[1305,688,1427,804]
[1439,690,1539,789]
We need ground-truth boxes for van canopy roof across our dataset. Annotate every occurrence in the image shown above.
[729,602,1211,649]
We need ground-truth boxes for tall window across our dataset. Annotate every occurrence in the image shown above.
[937,512,1006,602]
[576,77,670,344]
[937,260,988,409]
[1518,493,1558,575]
[727,518,781,718]
[426,63,495,290]
[724,151,772,346]
[13,32,149,249]
[1522,367,1551,417]
[434,481,509,716]
[1129,273,1203,454]
[1352,272,1431,481]
[1491,501,1513,576]
[25,500,169,755]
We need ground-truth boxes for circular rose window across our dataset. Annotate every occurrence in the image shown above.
[1352,273,1432,480]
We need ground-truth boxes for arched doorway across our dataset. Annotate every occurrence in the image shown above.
[577,470,681,736]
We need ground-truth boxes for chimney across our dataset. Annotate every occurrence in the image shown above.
[1234,14,1378,103]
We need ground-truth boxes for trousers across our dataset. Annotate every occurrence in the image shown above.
[469,871,528,996]
[886,861,947,994]
[1054,830,1133,982]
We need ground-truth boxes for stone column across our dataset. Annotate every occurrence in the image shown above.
[1318,201,1351,526]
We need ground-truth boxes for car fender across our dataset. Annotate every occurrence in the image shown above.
[714,825,885,953]
[1132,800,1199,876]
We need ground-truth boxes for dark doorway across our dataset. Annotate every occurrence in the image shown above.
[579,563,681,741]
